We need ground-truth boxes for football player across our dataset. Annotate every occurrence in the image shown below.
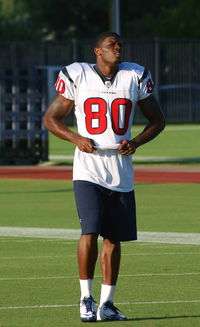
[44,31,165,322]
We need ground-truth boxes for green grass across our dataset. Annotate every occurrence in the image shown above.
[0,178,200,326]
[136,183,200,233]
[49,126,76,156]
[134,125,200,159]
[48,124,200,161]
[49,132,76,156]
[1,180,199,232]
[0,180,77,228]
[0,239,199,327]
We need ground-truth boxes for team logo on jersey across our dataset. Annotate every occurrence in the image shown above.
[105,81,112,88]
[55,76,65,94]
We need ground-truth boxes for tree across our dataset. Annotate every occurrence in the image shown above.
[0,0,34,41]
[122,0,200,38]
[157,0,200,37]
[0,0,109,41]
[1,0,200,41]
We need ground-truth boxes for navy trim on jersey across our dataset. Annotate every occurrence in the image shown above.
[137,67,149,89]
[61,67,76,87]
[93,65,119,86]
[139,67,148,83]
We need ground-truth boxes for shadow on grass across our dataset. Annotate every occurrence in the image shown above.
[91,314,200,324]
[95,314,200,325]
[125,314,200,322]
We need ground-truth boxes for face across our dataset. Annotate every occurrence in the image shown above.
[95,36,122,64]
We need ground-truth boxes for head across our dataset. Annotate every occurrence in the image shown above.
[93,32,122,65]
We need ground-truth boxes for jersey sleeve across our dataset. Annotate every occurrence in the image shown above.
[54,67,75,100]
[138,68,154,101]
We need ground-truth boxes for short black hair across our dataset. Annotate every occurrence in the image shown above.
[93,31,121,48]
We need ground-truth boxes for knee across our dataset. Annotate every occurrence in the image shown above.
[79,234,98,246]
[102,238,121,253]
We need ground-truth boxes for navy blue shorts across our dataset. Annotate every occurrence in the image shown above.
[73,181,137,242]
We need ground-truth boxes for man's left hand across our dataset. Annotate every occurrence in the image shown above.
[118,140,137,155]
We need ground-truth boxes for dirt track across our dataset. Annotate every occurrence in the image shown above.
[0,166,200,183]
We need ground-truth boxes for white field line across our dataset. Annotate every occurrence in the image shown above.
[0,239,197,248]
[0,238,196,248]
[49,154,73,160]
[122,252,200,256]
[49,154,200,162]
[0,272,200,281]
[0,238,77,244]
[0,299,200,310]
[0,255,75,259]
[139,231,200,245]
[0,227,200,245]
[0,252,200,260]
[0,227,81,239]
[0,227,81,240]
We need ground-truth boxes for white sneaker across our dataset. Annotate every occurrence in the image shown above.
[97,301,127,321]
[80,296,97,322]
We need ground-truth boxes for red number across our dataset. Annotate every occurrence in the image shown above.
[111,98,132,135]
[84,97,132,135]
[55,77,65,94]
[84,98,107,134]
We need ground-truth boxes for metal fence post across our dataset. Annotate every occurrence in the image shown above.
[72,38,78,62]
[154,37,160,102]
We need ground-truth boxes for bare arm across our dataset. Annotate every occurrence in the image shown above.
[118,95,165,155]
[43,94,95,153]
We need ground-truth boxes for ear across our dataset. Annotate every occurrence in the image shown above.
[94,47,102,57]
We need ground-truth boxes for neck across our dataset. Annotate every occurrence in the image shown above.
[95,61,119,77]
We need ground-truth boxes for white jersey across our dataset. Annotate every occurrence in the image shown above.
[55,62,154,192]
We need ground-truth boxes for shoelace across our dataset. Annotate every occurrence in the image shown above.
[105,301,120,314]
[83,297,95,312]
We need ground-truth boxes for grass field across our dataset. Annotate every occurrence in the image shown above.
[0,180,200,232]
[48,124,200,162]
[0,238,200,327]
[0,179,200,326]
[0,123,200,326]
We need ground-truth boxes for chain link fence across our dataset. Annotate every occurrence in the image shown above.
[0,39,199,164]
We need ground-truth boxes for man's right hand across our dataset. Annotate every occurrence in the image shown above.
[74,136,95,153]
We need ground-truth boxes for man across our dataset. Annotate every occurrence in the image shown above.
[44,31,165,322]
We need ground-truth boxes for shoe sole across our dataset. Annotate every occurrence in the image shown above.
[81,317,97,322]
[97,317,127,321]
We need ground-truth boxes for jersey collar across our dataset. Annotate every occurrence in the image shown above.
[93,64,119,87]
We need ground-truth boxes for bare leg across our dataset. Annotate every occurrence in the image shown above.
[100,238,121,285]
[77,234,98,279]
